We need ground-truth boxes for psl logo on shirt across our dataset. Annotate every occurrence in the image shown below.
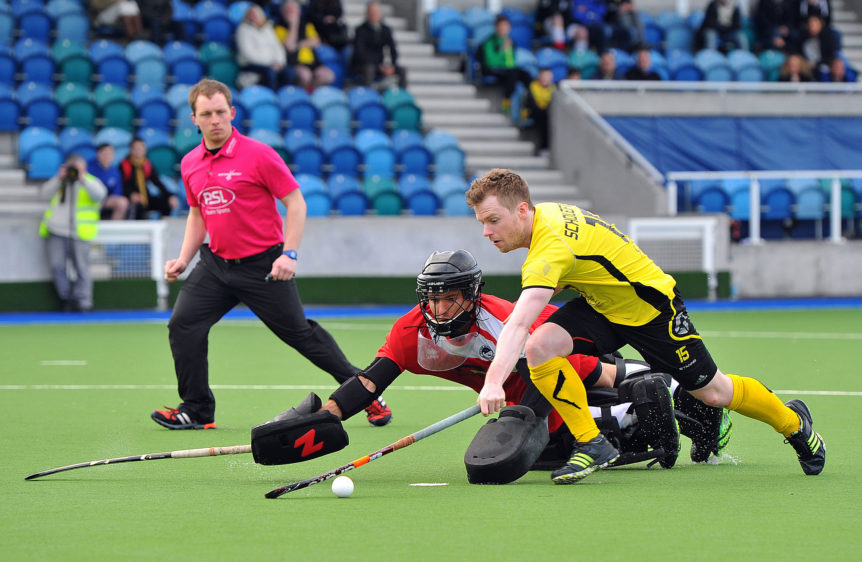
[200,186,236,210]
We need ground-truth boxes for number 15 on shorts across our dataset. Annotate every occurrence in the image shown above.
[676,346,690,363]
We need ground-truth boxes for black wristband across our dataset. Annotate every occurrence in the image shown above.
[330,376,377,421]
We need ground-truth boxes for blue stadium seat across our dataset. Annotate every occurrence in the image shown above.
[500,7,530,26]
[759,49,785,82]
[664,24,693,53]
[163,41,198,65]
[166,83,191,111]
[398,173,431,197]
[436,20,469,54]
[16,9,52,43]
[328,173,362,199]
[728,49,763,82]
[290,143,325,176]
[198,10,233,43]
[45,0,83,19]
[514,47,538,78]
[0,47,14,84]
[57,52,93,84]
[406,190,440,216]
[727,187,751,221]
[21,95,59,129]
[0,94,20,131]
[13,38,53,83]
[280,96,317,131]
[16,80,51,106]
[130,83,162,107]
[248,128,288,161]
[19,126,58,163]
[295,173,327,194]
[354,129,390,153]
[397,144,432,176]
[441,191,472,215]
[793,187,827,238]
[328,144,362,177]
[89,39,124,63]
[136,127,171,148]
[320,128,352,153]
[433,146,466,176]
[26,144,63,179]
[246,100,282,132]
[240,84,277,107]
[125,40,162,65]
[59,126,94,157]
[11,0,46,19]
[509,22,534,51]
[311,85,348,110]
[391,129,424,153]
[171,0,198,42]
[463,6,494,31]
[313,44,345,87]
[134,57,168,87]
[428,6,462,38]
[668,49,702,81]
[169,57,204,85]
[423,130,460,153]
[172,127,201,154]
[362,145,395,178]
[353,99,387,131]
[334,189,369,216]
[362,174,397,198]
[692,186,728,213]
[0,12,13,46]
[389,102,421,132]
[94,126,132,149]
[54,11,88,42]
[96,55,132,85]
[431,174,468,197]
[277,85,311,109]
[283,128,318,153]
[136,98,173,131]
[148,144,180,177]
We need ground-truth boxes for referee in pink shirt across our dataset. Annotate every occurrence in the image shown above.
[152,79,392,430]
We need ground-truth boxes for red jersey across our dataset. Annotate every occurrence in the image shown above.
[377,294,600,432]
[180,129,299,259]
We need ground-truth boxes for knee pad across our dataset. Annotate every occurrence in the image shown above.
[464,405,549,484]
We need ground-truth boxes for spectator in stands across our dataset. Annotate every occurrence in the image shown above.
[39,154,107,312]
[523,67,556,155]
[798,14,838,74]
[596,51,618,79]
[570,0,608,52]
[478,15,533,113]
[535,0,577,49]
[274,0,335,91]
[566,66,583,80]
[754,0,798,51]
[624,45,661,80]
[823,56,856,82]
[351,2,407,90]
[89,0,143,41]
[799,0,832,26]
[778,52,814,81]
[605,0,645,51]
[88,143,128,221]
[139,0,173,44]
[698,0,749,52]
[121,138,179,220]
[307,0,349,51]
[235,4,290,89]
[570,24,593,53]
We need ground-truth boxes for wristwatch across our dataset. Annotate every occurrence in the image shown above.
[283,249,298,260]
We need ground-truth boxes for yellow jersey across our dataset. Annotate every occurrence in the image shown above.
[522,202,677,326]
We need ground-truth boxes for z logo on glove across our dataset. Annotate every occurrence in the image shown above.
[294,429,325,458]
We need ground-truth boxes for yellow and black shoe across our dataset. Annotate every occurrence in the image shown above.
[784,400,825,475]
[551,434,619,484]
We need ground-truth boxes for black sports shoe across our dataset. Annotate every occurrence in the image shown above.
[551,434,620,484]
[784,400,825,475]
[151,406,216,430]
[365,397,392,427]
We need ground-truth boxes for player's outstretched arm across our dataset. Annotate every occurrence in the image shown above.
[479,287,554,415]
[324,357,403,420]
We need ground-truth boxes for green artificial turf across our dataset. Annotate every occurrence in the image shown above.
[1,309,860,560]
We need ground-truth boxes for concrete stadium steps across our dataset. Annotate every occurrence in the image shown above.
[442,126,521,141]
[413,97,492,112]
[405,69,467,84]
[460,139,537,157]
[467,154,551,172]
[423,111,511,128]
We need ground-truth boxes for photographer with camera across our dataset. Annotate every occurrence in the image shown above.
[39,154,107,312]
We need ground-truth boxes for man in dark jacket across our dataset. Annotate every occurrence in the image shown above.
[351,2,407,89]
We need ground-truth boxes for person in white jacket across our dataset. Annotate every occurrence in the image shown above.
[235,4,291,89]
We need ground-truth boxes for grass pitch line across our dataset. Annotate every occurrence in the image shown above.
[700,330,862,340]
[39,360,88,366]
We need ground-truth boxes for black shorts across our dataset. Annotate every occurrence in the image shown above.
[545,289,718,391]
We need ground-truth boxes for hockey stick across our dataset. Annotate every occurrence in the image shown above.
[25,444,252,480]
[265,404,482,499]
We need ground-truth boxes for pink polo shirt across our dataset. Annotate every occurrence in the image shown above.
[181,129,299,259]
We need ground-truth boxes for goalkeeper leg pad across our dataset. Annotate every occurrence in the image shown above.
[464,405,550,484]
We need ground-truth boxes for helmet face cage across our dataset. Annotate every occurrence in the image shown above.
[416,272,482,338]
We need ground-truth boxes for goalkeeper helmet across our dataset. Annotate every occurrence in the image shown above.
[416,250,484,337]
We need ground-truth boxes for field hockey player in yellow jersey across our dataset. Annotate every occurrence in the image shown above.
[466,168,825,484]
